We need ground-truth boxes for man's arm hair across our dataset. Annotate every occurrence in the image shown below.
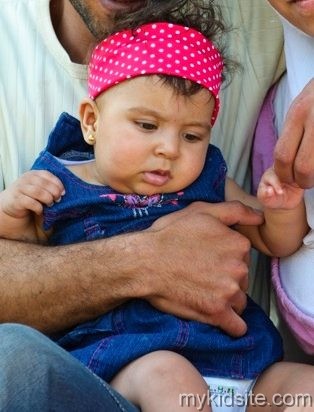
[0,233,146,333]
[0,202,263,337]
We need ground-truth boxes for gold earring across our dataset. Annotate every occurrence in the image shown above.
[86,134,96,145]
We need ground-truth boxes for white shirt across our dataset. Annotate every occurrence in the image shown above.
[0,0,87,189]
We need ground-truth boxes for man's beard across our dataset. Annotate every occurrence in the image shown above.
[68,0,143,40]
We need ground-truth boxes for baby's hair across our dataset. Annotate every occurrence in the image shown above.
[110,0,237,89]
[156,75,210,99]
[112,0,225,42]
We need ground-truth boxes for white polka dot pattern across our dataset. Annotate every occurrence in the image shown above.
[88,22,223,125]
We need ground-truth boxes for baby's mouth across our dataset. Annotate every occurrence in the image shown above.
[143,170,171,186]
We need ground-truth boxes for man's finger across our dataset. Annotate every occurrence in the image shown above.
[203,201,264,227]
[274,103,303,184]
[274,79,314,188]
[216,309,248,338]
[293,120,314,188]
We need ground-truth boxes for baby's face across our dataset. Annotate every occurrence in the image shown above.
[90,75,214,195]
[268,0,314,35]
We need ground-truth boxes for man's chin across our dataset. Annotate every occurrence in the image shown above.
[99,0,144,13]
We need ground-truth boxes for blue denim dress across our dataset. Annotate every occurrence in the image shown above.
[32,113,283,382]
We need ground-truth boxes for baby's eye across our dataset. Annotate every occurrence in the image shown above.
[136,121,157,131]
[184,133,200,142]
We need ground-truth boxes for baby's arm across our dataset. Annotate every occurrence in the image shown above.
[0,170,65,242]
[225,168,308,257]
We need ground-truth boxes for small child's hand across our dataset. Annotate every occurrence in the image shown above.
[257,167,304,210]
[0,170,65,218]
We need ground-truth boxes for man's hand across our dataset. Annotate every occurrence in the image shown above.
[274,79,314,188]
[0,200,262,334]
[141,201,264,337]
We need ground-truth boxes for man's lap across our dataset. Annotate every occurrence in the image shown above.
[0,323,139,412]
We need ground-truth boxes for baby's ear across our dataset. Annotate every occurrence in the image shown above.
[79,97,99,141]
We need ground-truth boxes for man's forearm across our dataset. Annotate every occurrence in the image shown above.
[0,233,147,334]
[0,202,266,338]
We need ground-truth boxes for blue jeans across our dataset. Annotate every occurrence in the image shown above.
[0,323,139,412]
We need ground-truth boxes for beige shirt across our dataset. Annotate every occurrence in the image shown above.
[212,0,284,184]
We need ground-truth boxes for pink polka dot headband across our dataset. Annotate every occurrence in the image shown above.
[88,22,223,125]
